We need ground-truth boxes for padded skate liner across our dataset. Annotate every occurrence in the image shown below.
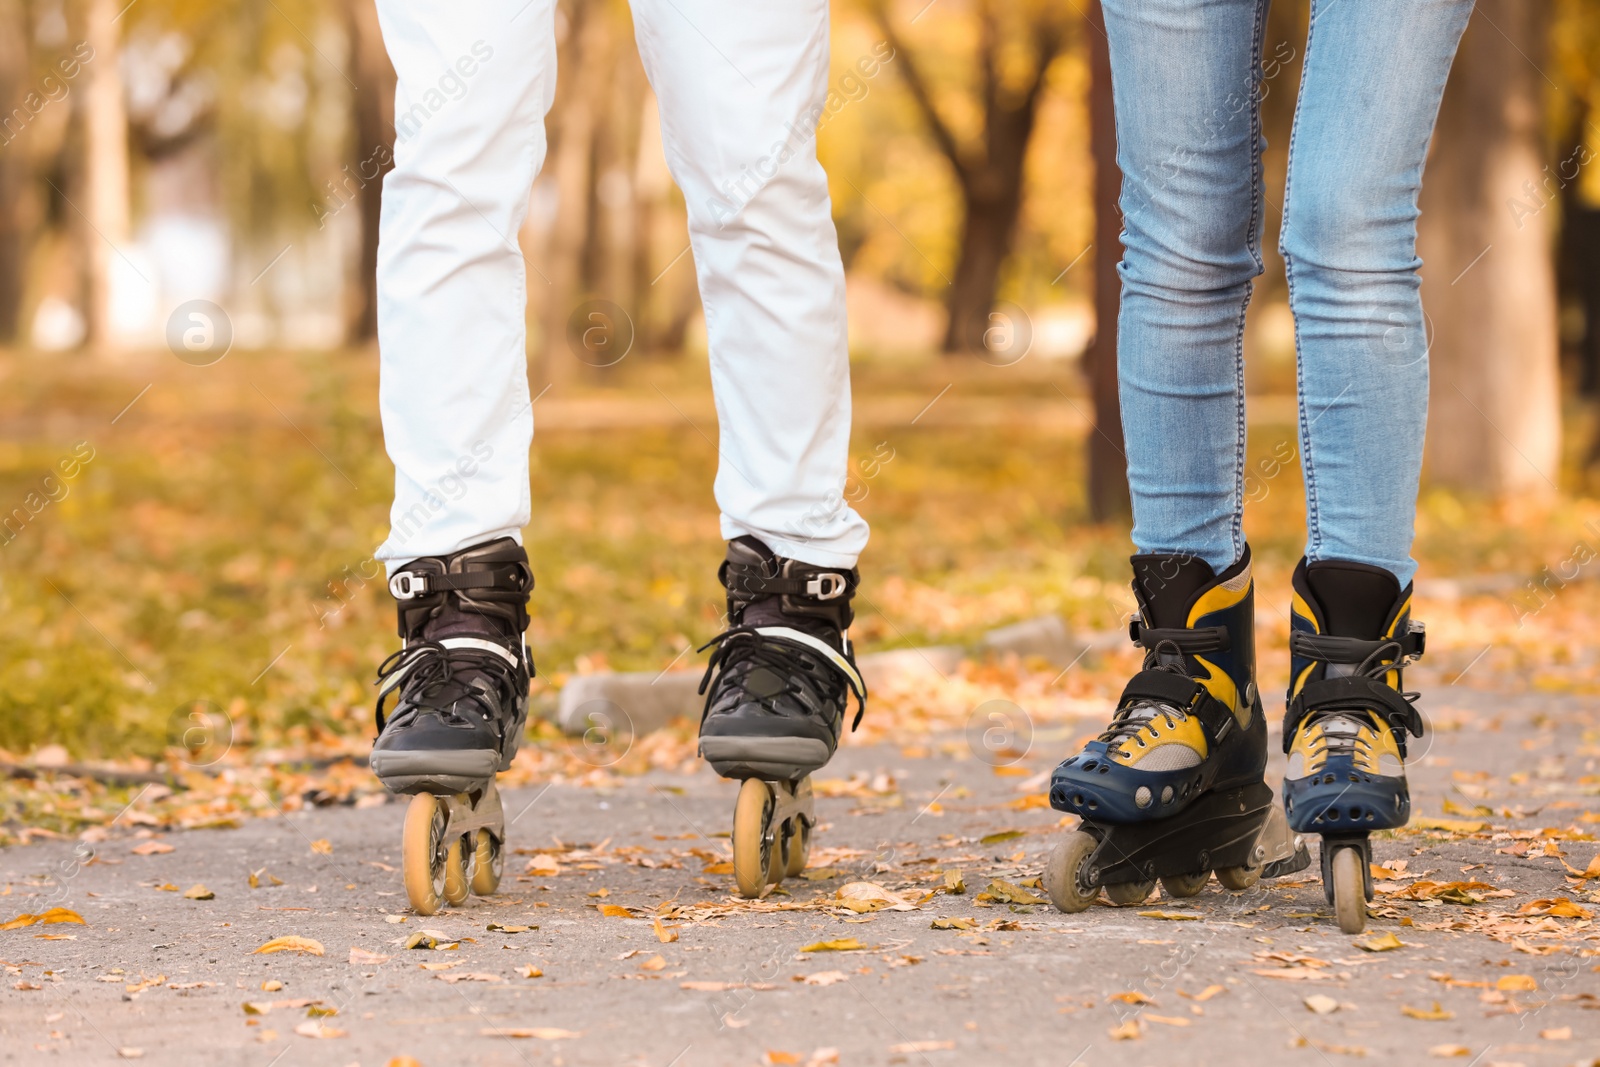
[370,748,498,781]
[699,736,830,779]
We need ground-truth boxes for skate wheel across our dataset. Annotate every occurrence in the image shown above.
[443,833,471,906]
[402,793,449,916]
[1215,862,1261,891]
[1330,845,1367,934]
[732,779,776,899]
[1104,879,1155,906]
[1160,872,1210,899]
[783,779,814,879]
[470,829,503,896]
[1042,831,1099,914]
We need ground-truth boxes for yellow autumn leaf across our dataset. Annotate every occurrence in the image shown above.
[309,839,333,855]
[1137,911,1201,921]
[1401,1002,1455,1021]
[598,904,633,918]
[653,918,679,943]
[799,938,868,952]
[518,964,543,978]
[931,917,978,930]
[252,936,326,956]
[1107,1018,1142,1040]
[1358,932,1404,952]
[183,885,214,900]
[480,1028,580,1039]
[1496,974,1537,992]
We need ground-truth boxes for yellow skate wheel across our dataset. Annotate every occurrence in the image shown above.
[1104,879,1155,905]
[1042,831,1099,913]
[783,779,814,878]
[443,832,471,906]
[1161,871,1211,898]
[732,779,775,899]
[1215,862,1262,891]
[470,829,503,896]
[1331,845,1367,934]
[402,793,448,916]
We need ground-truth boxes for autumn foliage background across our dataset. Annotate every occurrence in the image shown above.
[0,0,1598,839]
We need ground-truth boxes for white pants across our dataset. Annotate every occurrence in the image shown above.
[371,0,869,576]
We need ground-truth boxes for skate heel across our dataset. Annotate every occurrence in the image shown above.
[731,776,814,898]
[401,781,505,916]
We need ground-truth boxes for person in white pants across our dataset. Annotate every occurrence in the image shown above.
[366,0,872,805]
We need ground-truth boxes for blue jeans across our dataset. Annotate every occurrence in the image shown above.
[1104,0,1475,586]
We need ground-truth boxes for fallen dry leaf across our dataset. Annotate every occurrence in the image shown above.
[639,955,667,972]
[799,938,869,953]
[1428,1045,1471,1058]
[1107,1018,1142,1040]
[1181,985,1225,1001]
[436,972,504,983]
[597,904,633,918]
[801,970,849,986]
[1137,911,1201,921]
[309,839,333,855]
[2,907,85,930]
[518,964,543,979]
[253,936,325,957]
[131,841,174,856]
[1358,932,1404,952]
[348,947,390,966]
[888,1041,955,1053]
[1144,1014,1191,1027]
[654,918,679,943]
[1518,898,1592,919]
[1304,994,1340,1014]
[182,884,214,901]
[931,917,978,931]
[480,1028,581,1039]
[1496,974,1537,992]
[1541,1027,1572,1040]
[1401,1002,1455,1021]
[1109,991,1154,1005]
[293,1021,346,1039]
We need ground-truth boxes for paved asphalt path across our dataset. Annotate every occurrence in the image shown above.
[2,676,1598,1066]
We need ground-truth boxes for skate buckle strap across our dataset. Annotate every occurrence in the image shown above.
[1129,617,1231,654]
[753,626,867,706]
[389,566,532,601]
[721,559,857,602]
[1283,675,1425,756]
[1118,669,1235,745]
[1289,624,1425,666]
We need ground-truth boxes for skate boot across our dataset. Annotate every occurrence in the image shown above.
[371,537,533,915]
[697,536,866,897]
[1282,557,1425,934]
[1044,546,1309,913]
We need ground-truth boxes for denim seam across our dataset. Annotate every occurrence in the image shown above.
[1283,0,1321,563]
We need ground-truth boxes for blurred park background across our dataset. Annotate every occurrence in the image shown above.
[0,0,1599,837]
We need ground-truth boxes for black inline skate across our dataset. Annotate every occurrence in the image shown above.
[371,537,533,915]
[1044,546,1309,911]
[698,536,866,897]
[1282,557,1425,934]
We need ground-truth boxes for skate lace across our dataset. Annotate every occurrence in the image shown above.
[1098,638,1192,752]
[698,627,866,730]
[1303,638,1419,759]
[374,640,523,729]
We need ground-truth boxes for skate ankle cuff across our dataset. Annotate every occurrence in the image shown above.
[721,559,857,602]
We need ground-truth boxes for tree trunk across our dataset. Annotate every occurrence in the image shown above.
[1418,0,1560,495]
[941,189,1020,352]
[83,0,131,351]
[344,0,395,344]
[0,0,29,342]
[538,0,612,389]
[1084,0,1129,520]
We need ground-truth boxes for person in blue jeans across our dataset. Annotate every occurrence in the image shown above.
[1047,0,1472,931]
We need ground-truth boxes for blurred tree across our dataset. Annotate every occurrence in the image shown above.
[83,0,131,349]
[342,0,394,343]
[1420,0,1561,496]
[1082,0,1127,521]
[867,0,1073,354]
[0,0,30,341]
